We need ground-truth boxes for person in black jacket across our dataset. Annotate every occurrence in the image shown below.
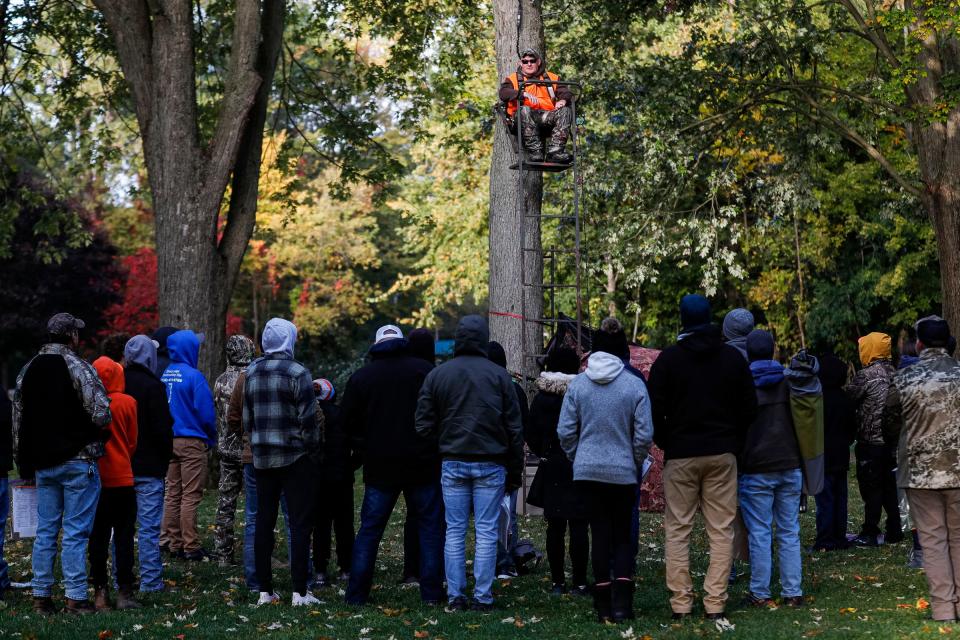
[150,326,178,379]
[526,347,589,596]
[343,325,442,606]
[0,386,11,600]
[737,331,804,608]
[122,335,175,593]
[415,315,524,611]
[310,378,355,588]
[647,295,757,622]
[398,328,437,585]
[813,353,856,552]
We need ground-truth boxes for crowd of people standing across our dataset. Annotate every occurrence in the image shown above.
[2,296,960,625]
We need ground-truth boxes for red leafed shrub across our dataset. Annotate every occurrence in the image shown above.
[101,248,159,336]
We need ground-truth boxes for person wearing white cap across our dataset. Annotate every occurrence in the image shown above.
[342,324,444,606]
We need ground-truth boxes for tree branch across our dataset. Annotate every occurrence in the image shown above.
[200,0,264,217]
[836,0,902,69]
[792,92,922,197]
[218,0,286,300]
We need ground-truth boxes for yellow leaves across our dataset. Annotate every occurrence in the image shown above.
[839,607,857,614]
[381,607,405,617]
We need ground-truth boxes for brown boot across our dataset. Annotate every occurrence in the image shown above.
[65,598,96,614]
[116,585,143,610]
[94,586,113,611]
[32,596,56,616]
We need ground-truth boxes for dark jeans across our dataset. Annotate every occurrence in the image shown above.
[89,486,137,588]
[403,508,420,579]
[346,481,443,604]
[546,517,588,586]
[313,479,355,574]
[255,456,317,596]
[855,443,901,537]
[814,469,849,549]
[580,481,636,582]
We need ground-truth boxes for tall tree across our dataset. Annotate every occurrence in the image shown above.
[490,0,545,380]
[91,0,285,378]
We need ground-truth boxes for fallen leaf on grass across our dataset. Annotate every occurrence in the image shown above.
[839,607,857,614]
[98,631,113,640]
[466,625,481,630]
[414,631,430,639]
[897,604,913,610]
[714,618,736,633]
[940,627,954,635]
[918,597,931,610]
[619,627,635,639]
[381,608,405,617]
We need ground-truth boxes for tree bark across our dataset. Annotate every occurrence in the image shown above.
[94,0,285,382]
[490,0,544,380]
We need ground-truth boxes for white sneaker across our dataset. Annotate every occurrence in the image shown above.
[292,591,321,607]
[257,591,280,606]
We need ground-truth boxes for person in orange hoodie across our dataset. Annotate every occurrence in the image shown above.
[90,357,141,610]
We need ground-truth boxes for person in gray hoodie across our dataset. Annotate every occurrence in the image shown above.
[722,308,755,361]
[557,333,653,623]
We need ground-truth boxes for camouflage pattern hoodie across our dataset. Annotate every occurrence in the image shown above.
[213,335,255,461]
[891,348,960,490]
[845,332,895,446]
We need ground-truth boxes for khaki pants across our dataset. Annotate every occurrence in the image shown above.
[907,488,960,621]
[161,438,208,553]
[664,453,738,614]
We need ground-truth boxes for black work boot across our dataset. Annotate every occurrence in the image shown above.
[593,583,612,623]
[524,142,544,163]
[611,579,635,622]
[545,145,572,164]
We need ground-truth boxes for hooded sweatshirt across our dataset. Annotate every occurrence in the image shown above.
[93,356,138,488]
[648,324,758,460]
[415,315,524,484]
[124,335,174,478]
[722,308,755,361]
[557,351,653,484]
[845,332,895,446]
[161,330,216,446]
[243,318,321,469]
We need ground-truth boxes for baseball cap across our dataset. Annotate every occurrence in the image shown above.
[313,378,335,401]
[47,312,85,336]
[375,324,403,344]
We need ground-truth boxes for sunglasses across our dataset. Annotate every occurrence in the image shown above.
[521,58,538,64]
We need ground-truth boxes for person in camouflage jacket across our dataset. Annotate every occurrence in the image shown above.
[845,332,902,546]
[889,316,960,621]
[213,335,256,566]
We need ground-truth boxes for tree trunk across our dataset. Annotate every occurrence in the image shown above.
[489,0,544,380]
[95,0,284,382]
[921,182,960,334]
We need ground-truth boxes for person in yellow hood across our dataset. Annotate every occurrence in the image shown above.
[845,331,901,547]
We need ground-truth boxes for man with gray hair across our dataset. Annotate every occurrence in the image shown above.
[15,313,111,614]
[244,318,323,607]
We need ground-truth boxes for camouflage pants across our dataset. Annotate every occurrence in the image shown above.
[215,457,244,562]
[517,105,572,152]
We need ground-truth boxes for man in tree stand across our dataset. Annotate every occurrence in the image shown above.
[499,48,574,164]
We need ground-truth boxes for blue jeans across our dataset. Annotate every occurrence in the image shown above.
[242,463,291,591]
[346,482,443,604]
[0,478,9,591]
[738,469,803,599]
[441,461,506,604]
[33,460,101,600]
[135,476,166,592]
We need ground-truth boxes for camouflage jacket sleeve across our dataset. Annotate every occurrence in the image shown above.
[64,351,112,427]
[883,383,903,445]
[11,357,34,461]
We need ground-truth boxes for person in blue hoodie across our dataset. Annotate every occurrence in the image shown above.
[159,330,216,561]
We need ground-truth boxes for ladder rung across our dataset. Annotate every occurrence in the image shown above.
[522,283,579,289]
[523,247,578,254]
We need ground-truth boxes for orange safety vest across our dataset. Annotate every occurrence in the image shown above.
[506,71,560,117]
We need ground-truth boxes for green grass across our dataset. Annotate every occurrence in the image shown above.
[0,473,954,639]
